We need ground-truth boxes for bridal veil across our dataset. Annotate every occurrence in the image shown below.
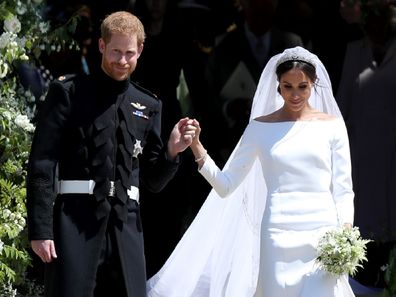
[147,46,342,297]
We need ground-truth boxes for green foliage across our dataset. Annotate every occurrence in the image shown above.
[0,0,77,294]
[381,245,396,297]
[0,106,32,288]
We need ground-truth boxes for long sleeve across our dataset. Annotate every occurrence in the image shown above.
[26,79,72,240]
[331,120,355,225]
[198,127,258,198]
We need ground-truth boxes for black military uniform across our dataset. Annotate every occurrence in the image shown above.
[26,70,180,297]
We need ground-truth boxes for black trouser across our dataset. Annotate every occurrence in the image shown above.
[93,214,127,297]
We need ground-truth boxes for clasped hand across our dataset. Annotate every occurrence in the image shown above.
[167,118,200,158]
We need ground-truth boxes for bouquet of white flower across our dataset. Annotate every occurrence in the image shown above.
[316,226,371,277]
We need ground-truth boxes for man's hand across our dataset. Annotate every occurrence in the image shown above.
[167,117,198,159]
[31,239,57,263]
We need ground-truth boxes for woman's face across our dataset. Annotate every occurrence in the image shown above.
[278,68,313,112]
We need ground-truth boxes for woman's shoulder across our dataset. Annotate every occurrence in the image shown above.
[254,114,277,123]
[253,110,338,123]
[309,111,337,121]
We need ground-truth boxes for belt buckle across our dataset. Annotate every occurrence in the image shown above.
[108,181,116,197]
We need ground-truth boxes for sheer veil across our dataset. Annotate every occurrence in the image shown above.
[146,47,343,297]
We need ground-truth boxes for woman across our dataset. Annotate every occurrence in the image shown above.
[147,46,355,297]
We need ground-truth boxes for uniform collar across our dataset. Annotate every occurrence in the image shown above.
[95,69,130,95]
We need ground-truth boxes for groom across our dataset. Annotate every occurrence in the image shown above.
[26,11,196,297]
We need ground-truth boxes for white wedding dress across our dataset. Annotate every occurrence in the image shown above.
[147,118,355,297]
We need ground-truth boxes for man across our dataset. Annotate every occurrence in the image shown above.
[26,11,195,297]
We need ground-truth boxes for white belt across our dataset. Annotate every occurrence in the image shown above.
[58,180,139,203]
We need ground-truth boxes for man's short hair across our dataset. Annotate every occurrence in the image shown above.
[101,11,145,45]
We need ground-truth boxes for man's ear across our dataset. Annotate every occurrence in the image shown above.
[98,38,105,53]
[137,43,144,59]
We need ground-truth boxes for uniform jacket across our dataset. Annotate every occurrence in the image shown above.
[26,70,180,297]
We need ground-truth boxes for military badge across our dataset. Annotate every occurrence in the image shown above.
[131,102,149,119]
[132,110,149,119]
[133,139,143,158]
[131,102,147,110]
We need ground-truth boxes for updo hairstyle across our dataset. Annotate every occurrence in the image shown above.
[276,60,317,94]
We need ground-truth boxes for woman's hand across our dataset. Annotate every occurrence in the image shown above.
[187,119,208,167]
[190,119,201,146]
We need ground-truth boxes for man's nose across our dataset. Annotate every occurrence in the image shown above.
[118,54,127,64]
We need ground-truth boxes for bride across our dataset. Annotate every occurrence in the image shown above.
[147,46,355,297]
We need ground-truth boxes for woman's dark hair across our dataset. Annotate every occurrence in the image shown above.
[276,60,316,81]
[276,60,317,93]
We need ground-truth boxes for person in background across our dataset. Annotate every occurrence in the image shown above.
[203,0,304,167]
[308,0,365,93]
[26,11,195,297]
[336,1,396,282]
[147,46,355,297]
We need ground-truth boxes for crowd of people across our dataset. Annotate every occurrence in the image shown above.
[24,0,396,296]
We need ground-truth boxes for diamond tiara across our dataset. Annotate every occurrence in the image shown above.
[275,46,317,68]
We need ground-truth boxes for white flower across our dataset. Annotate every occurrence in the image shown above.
[39,21,50,33]
[16,2,27,15]
[2,209,12,219]
[19,53,29,61]
[14,114,35,132]
[0,239,4,253]
[0,32,14,49]
[4,15,22,34]
[1,110,13,121]
[0,60,10,78]
[19,217,26,227]
[23,90,36,103]
[316,226,371,277]
[16,36,26,48]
